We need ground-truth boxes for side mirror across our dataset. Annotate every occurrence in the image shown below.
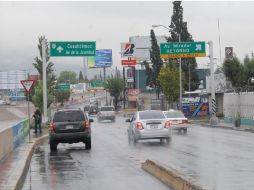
[125,119,131,123]
[89,119,94,123]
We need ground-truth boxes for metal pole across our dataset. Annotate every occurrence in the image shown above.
[179,34,182,111]
[28,93,31,143]
[103,66,108,106]
[188,63,191,96]
[42,39,48,122]
[208,41,219,125]
[123,67,126,109]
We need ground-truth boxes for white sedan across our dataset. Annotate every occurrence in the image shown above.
[163,110,189,133]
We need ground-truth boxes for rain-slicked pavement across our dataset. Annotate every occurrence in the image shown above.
[22,116,171,190]
[22,114,254,190]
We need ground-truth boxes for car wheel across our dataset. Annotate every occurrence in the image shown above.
[133,133,138,144]
[112,118,116,122]
[50,142,57,151]
[160,138,164,143]
[166,137,170,144]
[85,137,91,150]
[183,128,187,133]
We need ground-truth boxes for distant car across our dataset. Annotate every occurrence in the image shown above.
[84,105,91,112]
[49,108,93,151]
[88,105,99,117]
[126,110,171,144]
[163,110,188,133]
[97,106,115,122]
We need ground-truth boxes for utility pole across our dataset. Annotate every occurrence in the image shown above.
[208,41,219,125]
[42,39,48,122]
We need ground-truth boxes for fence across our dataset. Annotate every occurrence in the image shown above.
[223,92,254,124]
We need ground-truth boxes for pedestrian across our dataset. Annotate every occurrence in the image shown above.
[33,109,42,134]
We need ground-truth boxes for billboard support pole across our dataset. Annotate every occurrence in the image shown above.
[103,66,108,106]
[123,67,126,109]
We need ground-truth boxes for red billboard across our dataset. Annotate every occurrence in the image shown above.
[121,60,137,66]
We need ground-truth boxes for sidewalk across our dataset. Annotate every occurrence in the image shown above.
[0,129,48,190]
[192,119,254,132]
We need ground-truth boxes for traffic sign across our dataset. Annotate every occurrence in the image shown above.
[225,47,233,59]
[20,80,36,93]
[90,82,105,87]
[121,60,137,66]
[160,41,206,58]
[50,41,96,57]
[56,83,70,91]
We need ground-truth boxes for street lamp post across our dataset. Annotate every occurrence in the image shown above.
[152,24,182,111]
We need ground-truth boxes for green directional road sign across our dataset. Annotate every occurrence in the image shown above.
[56,83,70,91]
[90,82,105,87]
[160,41,206,58]
[50,41,96,57]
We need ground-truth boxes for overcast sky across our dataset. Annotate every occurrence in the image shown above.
[0,1,254,78]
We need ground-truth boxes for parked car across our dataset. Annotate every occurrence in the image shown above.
[163,109,188,133]
[49,108,93,151]
[126,110,171,144]
[97,106,115,122]
[88,105,99,117]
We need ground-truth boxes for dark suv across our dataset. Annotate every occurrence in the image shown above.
[49,108,93,151]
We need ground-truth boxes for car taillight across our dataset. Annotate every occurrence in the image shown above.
[164,121,171,129]
[50,122,55,131]
[135,122,144,129]
[84,121,90,128]
[182,120,188,124]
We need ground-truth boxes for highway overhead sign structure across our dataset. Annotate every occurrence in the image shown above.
[20,80,36,93]
[160,41,206,58]
[50,41,96,57]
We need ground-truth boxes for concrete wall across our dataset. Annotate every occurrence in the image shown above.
[0,119,29,161]
[223,92,254,124]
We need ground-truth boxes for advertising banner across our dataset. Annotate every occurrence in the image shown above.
[88,56,96,68]
[128,88,140,102]
[121,43,135,57]
[121,60,136,66]
[177,97,209,117]
[95,49,112,68]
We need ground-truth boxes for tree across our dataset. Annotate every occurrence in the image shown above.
[32,36,57,94]
[149,29,164,99]
[78,71,84,83]
[243,54,254,85]
[167,1,200,91]
[55,90,71,106]
[223,56,244,90]
[104,76,125,110]
[32,81,53,112]
[58,71,78,84]
[158,61,182,108]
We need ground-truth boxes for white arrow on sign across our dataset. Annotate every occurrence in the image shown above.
[195,44,202,51]
[57,46,64,53]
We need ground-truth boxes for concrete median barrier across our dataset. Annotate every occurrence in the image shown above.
[142,160,206,190]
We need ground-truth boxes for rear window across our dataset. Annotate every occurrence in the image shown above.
[164,111,185,118]
[53,110,85,122]
[100,107,114,111]
[139,111,165,120]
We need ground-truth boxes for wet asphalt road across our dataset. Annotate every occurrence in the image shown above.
[22,116,171,190]
[22,115,254,190]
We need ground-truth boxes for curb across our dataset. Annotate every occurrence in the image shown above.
[12,134,49,190]
[142,160,206,190]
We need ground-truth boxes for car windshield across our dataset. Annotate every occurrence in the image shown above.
[53,110,85,122]
[164,111,185,118]
[139,111,165,120]
[100,107,114,111]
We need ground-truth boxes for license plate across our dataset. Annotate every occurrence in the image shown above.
[66,125,73,129]
[150,124,158,129]
[172,121,178,125]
